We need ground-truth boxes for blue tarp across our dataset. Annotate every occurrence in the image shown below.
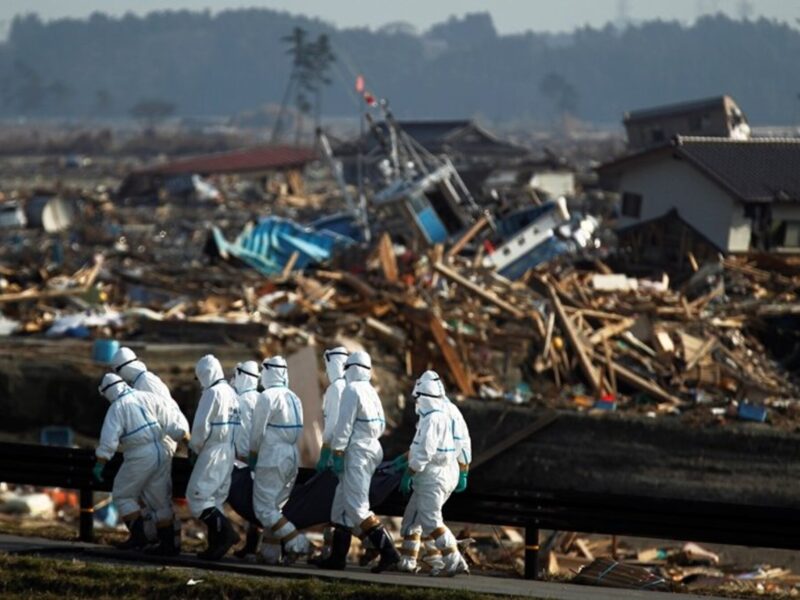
[213,216,356,276]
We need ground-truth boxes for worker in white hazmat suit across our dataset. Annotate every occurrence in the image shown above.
[110,346,190,551]
[312,346,349,561]
[416,370,472,492]
[230,360,262,558]
[93,373,188,553]
[396,370,472,572]
[249,356,309,565]
[232,360,261,460]
[316,347,349,471]
[315,351,400,572]
[186,354,241,560]
[397,378,468,576]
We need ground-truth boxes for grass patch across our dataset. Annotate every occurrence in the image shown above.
[0,554,530,600]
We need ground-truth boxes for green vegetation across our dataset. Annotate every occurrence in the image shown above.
[0,554,527,600]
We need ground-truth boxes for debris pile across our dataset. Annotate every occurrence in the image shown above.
[1,187,799,429]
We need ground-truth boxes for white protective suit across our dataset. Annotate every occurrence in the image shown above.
[96,374,188,522]
[186,355,241,518]
[111,346,189,457]
[417,370,472,471]
[232,360,260,461]
[329,351,386,531]
[250,356,309,562]
[321,347,349,454]
[398,376,468,575]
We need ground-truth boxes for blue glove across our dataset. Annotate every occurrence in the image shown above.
[247,453,257,470]
[455,470,468,493]
[316,446,331,473]
[391,454,409,473]
[188,450,198,467]
[92,461,105,483]
[332,452,345,475]
[400,469,414,497]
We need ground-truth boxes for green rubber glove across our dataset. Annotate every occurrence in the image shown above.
[316,446,332,472]
[400,469,414,497]
[188,450,198,467]
[391,454,409,473]
[92,461,105,483]
[247,452,257,470]
[455,470,468,493]
[332,452,345,475]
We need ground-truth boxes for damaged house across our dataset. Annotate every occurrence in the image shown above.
[624,95,751,151]
[334,119,529,192]
[599,136,800,264]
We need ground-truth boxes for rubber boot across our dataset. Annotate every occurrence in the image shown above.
[198,508,240,561]
[146,524,180,556]
[359,534,380,567]
[234,524,261,559]
[368,525,401,573]
[312,525,351,570]
[116,517,148,550]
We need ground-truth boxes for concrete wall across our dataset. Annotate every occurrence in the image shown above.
[464,404,800,508]
[616,156,751,252]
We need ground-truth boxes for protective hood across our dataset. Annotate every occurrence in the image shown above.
[233,360,260,394]
[196,354,225,389]
[344,351,372,383]
[261,355,288,388]
[323,346,349,384]
[99,373,129,403]
[415,370,447,398]
[414,378,445,415]
[111,346,146,384]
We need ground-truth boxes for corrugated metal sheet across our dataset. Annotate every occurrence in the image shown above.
[141,145,316,176]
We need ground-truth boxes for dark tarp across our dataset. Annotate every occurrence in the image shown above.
[227,462,402,529]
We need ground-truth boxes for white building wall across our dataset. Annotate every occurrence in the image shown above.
[616,157,751,252]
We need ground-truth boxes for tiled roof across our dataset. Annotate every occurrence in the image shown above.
[674,136,800,202]
[599,136,800,203]
[140,145,316,176]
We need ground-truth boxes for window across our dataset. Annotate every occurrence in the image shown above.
[689,113,712,132]
[784,221,800,248]
[650,128,665,143]
[621,192,643,218]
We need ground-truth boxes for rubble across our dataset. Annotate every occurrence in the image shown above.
[0,163,798,431]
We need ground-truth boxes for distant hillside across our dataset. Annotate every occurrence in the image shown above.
[0,10,799,125]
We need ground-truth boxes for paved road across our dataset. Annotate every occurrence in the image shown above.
[0,534,727,600]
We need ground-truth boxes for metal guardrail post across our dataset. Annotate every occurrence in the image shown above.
[79,488,94,543]
[524,525,539,580]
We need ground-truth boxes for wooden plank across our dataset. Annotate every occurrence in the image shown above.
[603,340,617,396]
[280,251,300,279]
[0,286,89,304]
[446,212,491,261]
[433,261,525,319]
[428,314,474,396]
[548,284,601,394]
[595,353,683,405]
[471,411,559,470]
[377,233,398,283]
[365,316,407,346]
[687,251,699,272]
[316,270,377,299]
[684,336,717,371]
[588,318,635,346]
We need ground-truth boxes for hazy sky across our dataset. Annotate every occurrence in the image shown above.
[1,0,797,37]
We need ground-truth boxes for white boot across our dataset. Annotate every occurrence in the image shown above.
[397,533,420,573]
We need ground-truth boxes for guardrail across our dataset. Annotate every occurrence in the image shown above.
[2,441,799,580]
